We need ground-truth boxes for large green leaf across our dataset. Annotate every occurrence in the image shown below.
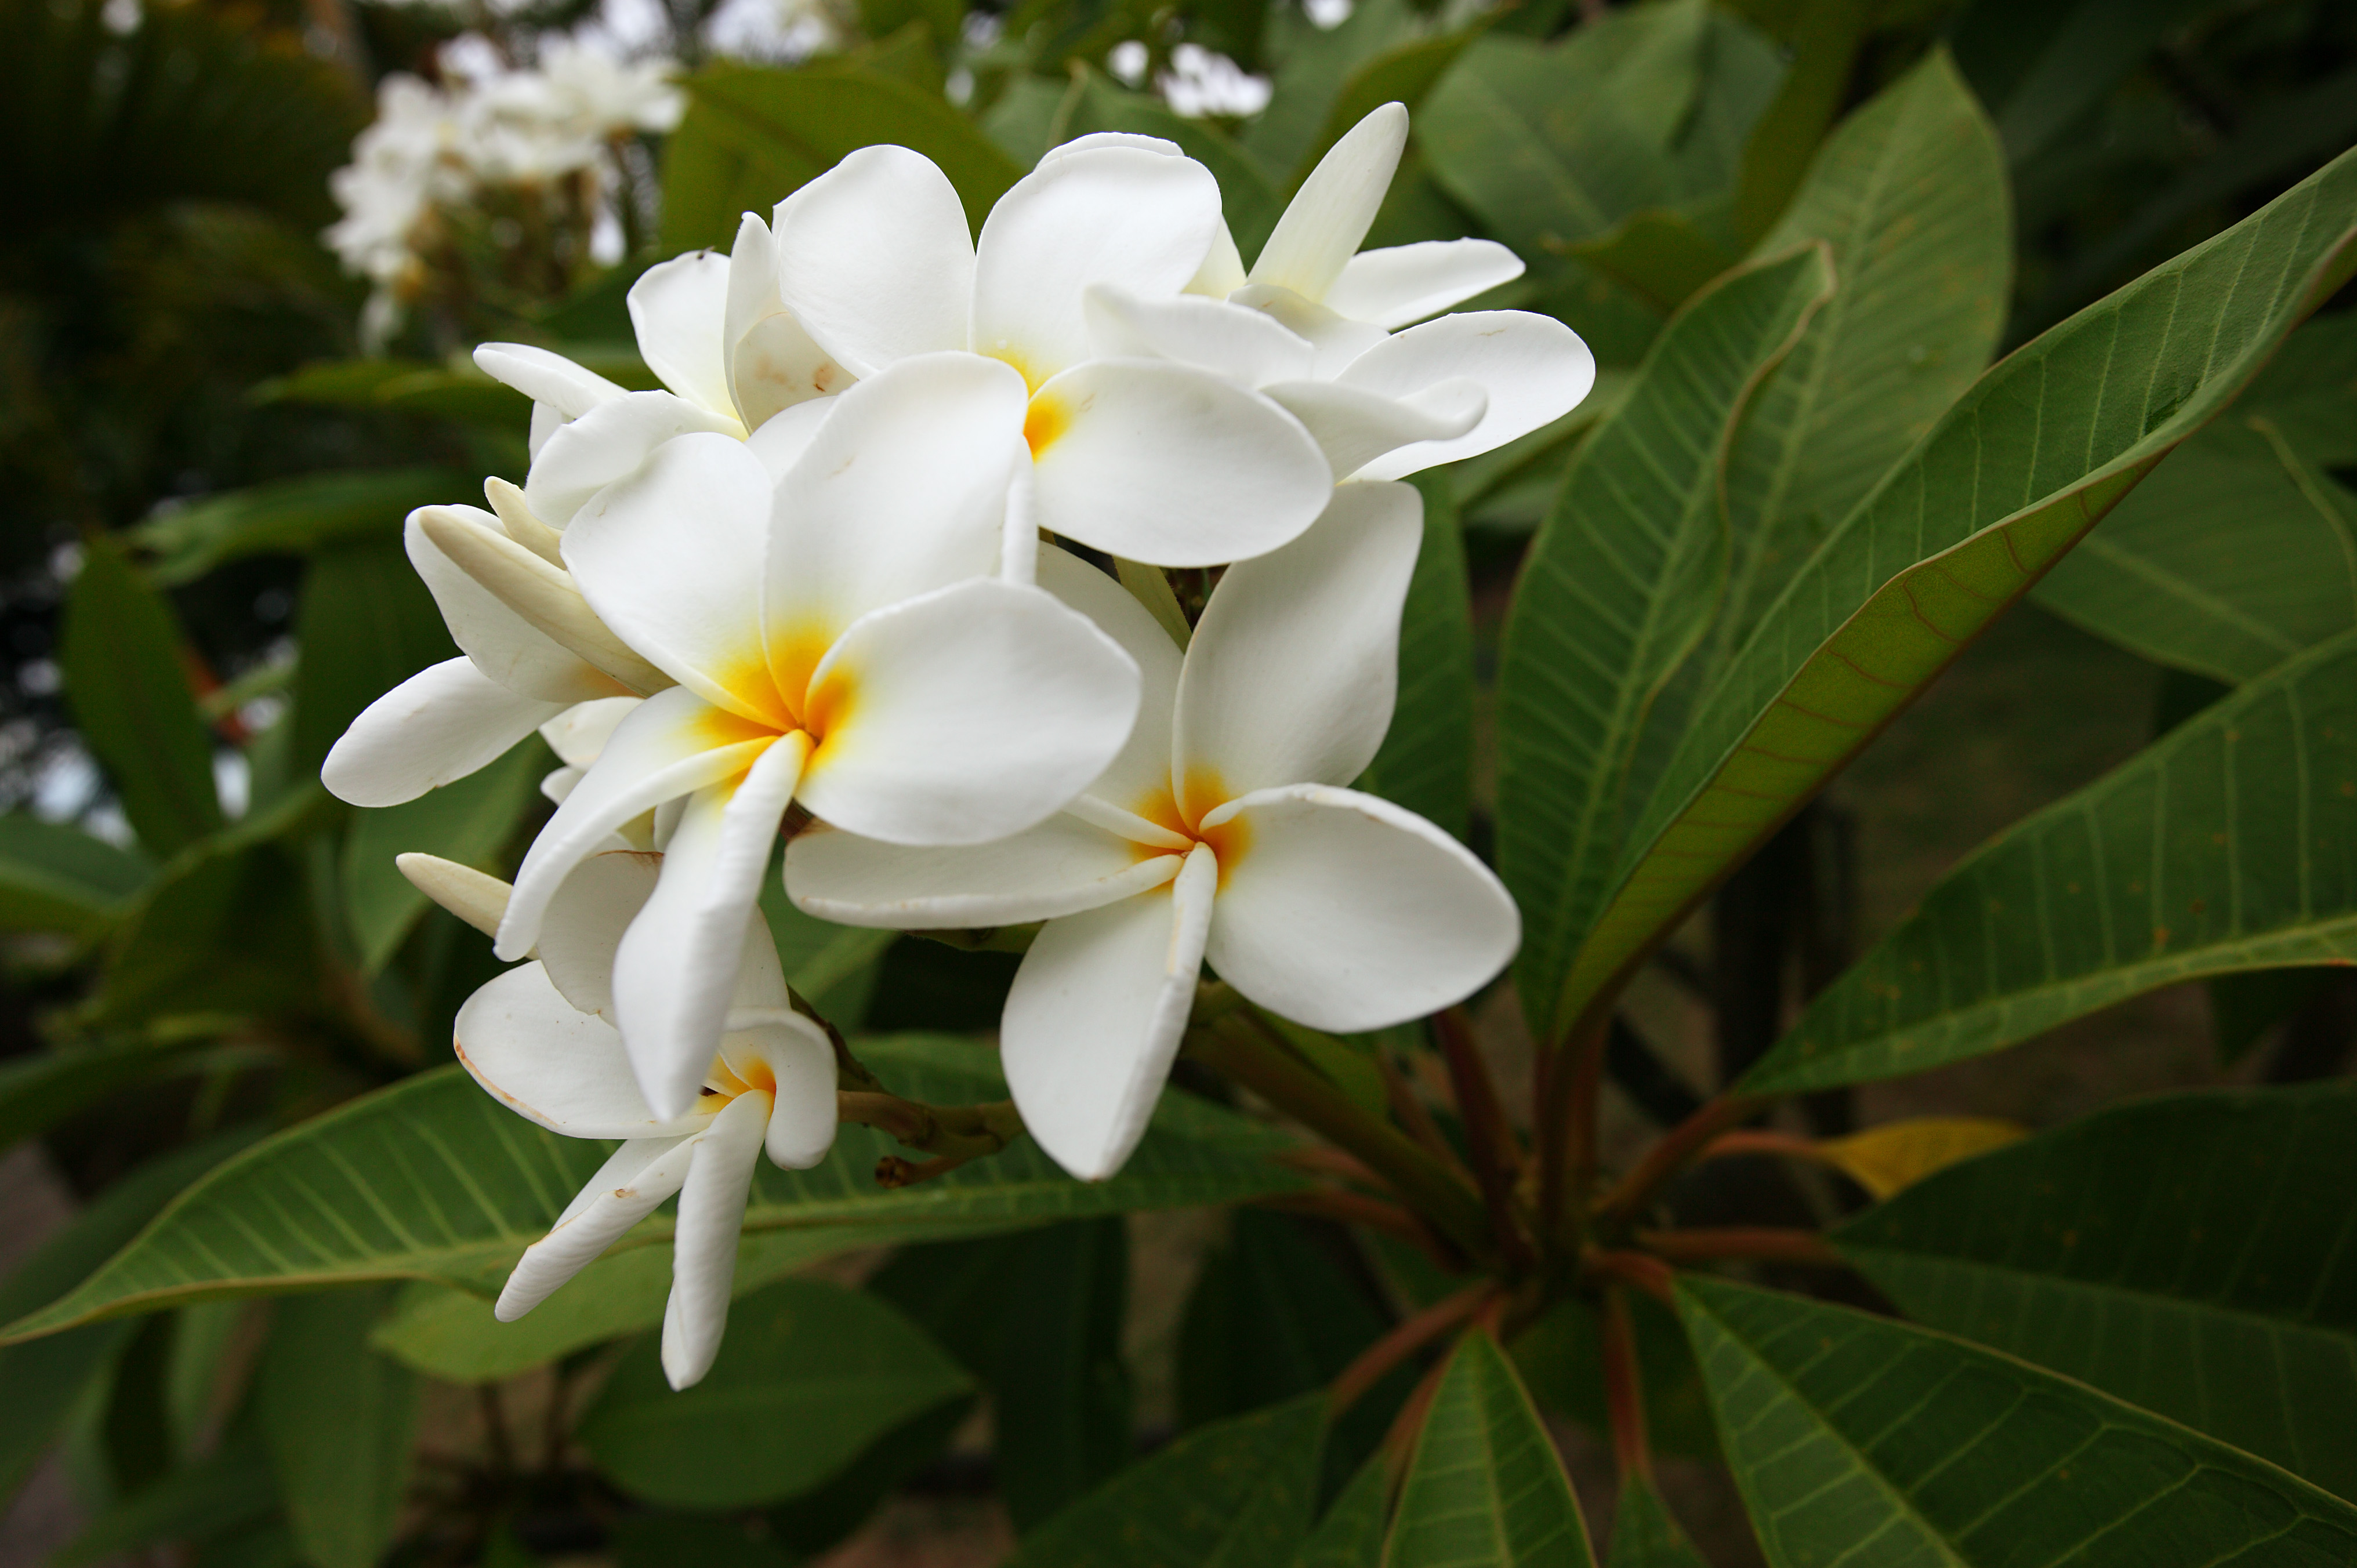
[1497,246,1834,1043]
[1715,49,2011,669]
[659,61,1023,253]
[2030,314,2357,684]
[0,1037,1304,1342]
[1742,624,2357,1095]
[1549,144,2357,1044]
[1007,1394,1325,1567]
[1678,1274,2357,1567]
[1384,1330,1595,1567]
[1355,471,1474,841]
[1832,1083,2357,1501]
[992,1218,1135,1531]
[255,1284,418,1568]
[0,814,148,939]
[61,535,224,858]
[1603,1482,1705,1568]
[578,1277,970,1508]
[1179,1209,1391,1433]
[1300,1458,1388,1568]
[340,737,546,975]
[133,469,477,587]
[290,540,456,777]
[0,1037,257,1151]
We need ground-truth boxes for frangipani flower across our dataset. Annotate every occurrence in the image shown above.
[787,485,1521,1179]
[494,353,1143,1122]
[435,849,832,1391]
[475,208,850,531]
[770,136,1333,567]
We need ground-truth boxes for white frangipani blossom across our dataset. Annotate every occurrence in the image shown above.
[786,487,1521,1180]
[770,136,1335,567]
[435,850,831,1391]
[491,354,1144,1123]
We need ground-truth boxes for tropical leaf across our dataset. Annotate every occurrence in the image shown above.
[134,469,478,587]
[1678,1275,2357,1566]
[1384,1330,1595,1567]
[60,535,224,858]
[1179,1208,1392,1433]
[1300,1458,1389,1568]
[1546,144,2357,1046]
[1714,48,2011,671]
[1603,1481,1705,1568]
[0,1037,1305,1343]
[1833,1083,2357,1500]
[1811,1116,2024,1199]
[1497,246,1834,1044]
[992,1219,1135,1531]
[341,737,547,975]
[255,1284,418,1568]
[0,1037,261,1151]
[290,540,457,777]
[578,1278,970,1509]
[1242,0,1426,181]
[1510,1290,1719,1461]
[1356,471,1475,841]
[1006,1394,1325,1567]
[1740,624,2357,1095]
[0,814,148,940]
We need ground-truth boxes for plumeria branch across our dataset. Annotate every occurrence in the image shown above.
[1599,1285,1653,1487]
[1433,1007,1535,1275]
[1330,1280,1498,1416]
[1258,1189,1457,1266]
[1593,1092,1764,1225]
[836,1091,1026,1167]
[1637,1227,1845,1268]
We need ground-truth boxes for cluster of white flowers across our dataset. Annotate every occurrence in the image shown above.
[323,42,684,342]
[325,105,1593,1388]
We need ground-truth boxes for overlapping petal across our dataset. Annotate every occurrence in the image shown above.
[497,1134,697,1322]
[1247,101,1406,304]
[1322,239,1524,329]
[721,211,851,429]
[1337,311,1597,480]
[628,249,737,419]
[406,506,622,703]
[773,144,975,376]
[455,961,706,1138]
[789,816,1181,928]
[324,658,566,807]
[1035,546,1180,807]
[473,342,629,422]
[523,390,739,528]
[1081,285,1314,388]
[538,848,657,1017]
[661,1090,768,1388]
[1259,378,1486,480]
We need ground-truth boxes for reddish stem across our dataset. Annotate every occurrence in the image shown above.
[1329,1283,1496,1417]
[1700,1128,1826,1163]
[1600,1286,1653,1487]
[1639,1228,1844,1267]
[1377,1043,1475,1182]
[1278,1145,1395,1192]
[1434,1008,1533,1272]
[1538,1014,1610,1247]
[1586,1249,1676,1306]
[1594,1094,1761,1224]
[1259,1189,1459,1269]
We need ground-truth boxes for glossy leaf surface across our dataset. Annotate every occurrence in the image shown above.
[1384,1330,1595,1567]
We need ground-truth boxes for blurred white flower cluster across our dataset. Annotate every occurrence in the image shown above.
[324,42,684,345]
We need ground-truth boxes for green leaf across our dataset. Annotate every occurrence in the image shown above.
[1603,1481,1705,1568]
[1832,1083,2357,1501]
[660,61,1023,253]
[1299,1456,1388,1568]
[1355,472,1474,841]
[1179,1210,1390,1433]
[1292,26,1484,193]
[291,540,456,778]
[992,1218,1134,1532]
[1557,210,1738,317]
[0,814,148,939]
[578,1277,970,1508]
[61,535,223,857]
[1385,1330,1595,1567]
[759,848,895,1025]
[0,1037,253,1151]
[1553,144,2357,1044]
[1679,1273,2357,1566]
[341,737,546,975]
[1007,1393,1325,1567]
[0,1037,1304,1343]
[1510,1292,1718,1461]
[1498,246,1834,1046]
[53,1436,277,1568]
[132,469,478,587]
[1242,0,1426,182]
[1716,48,2011,673]
[1725,0,1872,244]
[1055,67,1284,259]
[255,1284,418,1568]
[1742,623,2357,1095]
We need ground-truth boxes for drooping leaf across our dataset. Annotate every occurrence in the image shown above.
[290,540,456,778]
[1833,1083,2357,1500]
[1549,145,2357,1046]
[255,1284,418,1568]
[1603,1481,1705,1568]
[578,1277,970,1508]
[1742,624,2357,1095]
[0,814,149,940]
[1384,1330,1595,1567]
[1811,1116,2024,1199]
[1715,48,2011,670]
[992,1218,1135,1532]
[660,60,1023,253]
[1498,247,1834,1046]
[0,1037,1304,1343]
[1006,1394,1325,1567]
[133,469,478,587]
[1355,472,1474,841]
[1678,1274,2357,1566]
[341,736,546,975]
[60,535,223,858]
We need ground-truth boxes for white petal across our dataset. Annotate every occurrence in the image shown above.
[1322,239,1525,329]
[628,249,737,419]
[1044,131,1184,159]
[1201,784,1518,1030]
[1258,378,1486,480]
[766,354,1027,657]
[497,1134,697,1322]
[1339,311,1597,480]
[1186,220,1247,298]
[725,212,853,428]
[788,816,1181,928]
[1174,482,1422,800]
[796,578,1139,846]
[530,401,564,462]
[721,1013,839,1168]
[407,506,621,703]
[970,146,1222,382]
[499,686,775,959]
[542,767,581,804]
[473,343,629,420]
[411,509,670,694]
[1002,844,1215,1180]
[1082,285,1314,387]
[1035,545,1180,809]
[773,144,974,377]
[537,848,659,1017]
[1227,284,1390,379]
[611,736,808,1120]
[1248,102,1407,303]
[1026,360,1331,568]
[322,658,565,808]
[396,853,510,937]
[661,1090,768,1389]
[523,390,741,529]
[539,695,641,767]
[564,432,782,725]
[456,962,703,1137]
[744,396,837,483]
